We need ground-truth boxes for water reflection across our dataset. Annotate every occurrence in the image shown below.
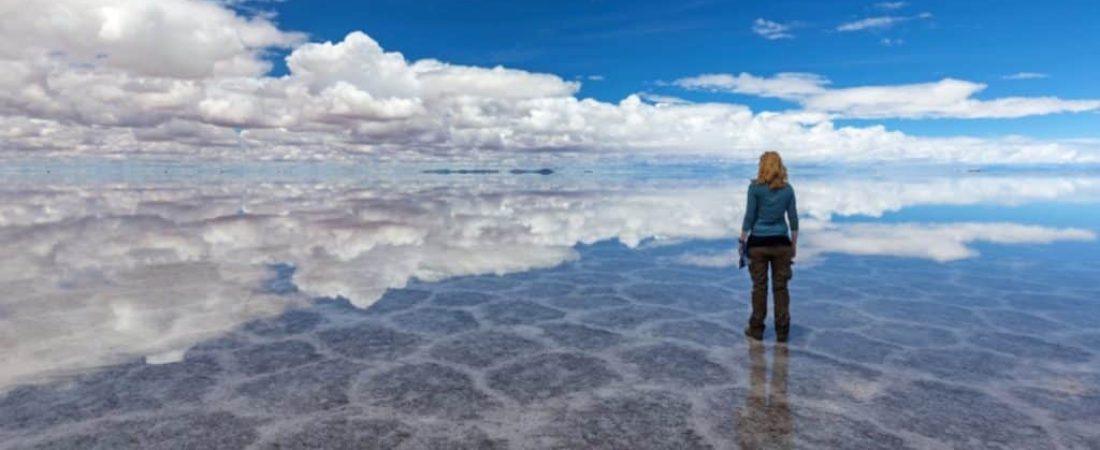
[736,340,792,450]
[0,170,1097,390]
[1,168,1099,448]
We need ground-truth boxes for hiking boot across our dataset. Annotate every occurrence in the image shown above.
[743,327,763,341]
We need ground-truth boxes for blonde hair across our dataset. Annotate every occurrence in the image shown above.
[756,151,787,189]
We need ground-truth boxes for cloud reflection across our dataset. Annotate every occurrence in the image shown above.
[677,222,1095,267]
[0,173,1096,389]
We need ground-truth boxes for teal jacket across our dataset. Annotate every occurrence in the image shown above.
[741,182,799,237]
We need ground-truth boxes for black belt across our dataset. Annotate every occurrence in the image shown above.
[747,234,791,247]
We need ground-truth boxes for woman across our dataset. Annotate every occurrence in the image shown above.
[739,151,798,342]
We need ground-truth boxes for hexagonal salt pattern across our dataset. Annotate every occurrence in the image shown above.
[2,237,1098,449]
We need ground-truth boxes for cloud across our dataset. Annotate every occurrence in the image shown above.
[676,73,1100,120]
[0,0,1096,163]
[638,93,694,105]
[804,78,1100,119]
[674,72,829,100]
[1004,72,1050,80]
[875,2,908,10]
[837,12,932,32]
[0,0,304,78]
[752,18,794,40]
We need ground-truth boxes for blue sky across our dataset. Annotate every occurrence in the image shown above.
[256,0,1099,139]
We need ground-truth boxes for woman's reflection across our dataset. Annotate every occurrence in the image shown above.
[735,340,792,449]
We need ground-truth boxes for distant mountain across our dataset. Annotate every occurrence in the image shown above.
[422,168,554,175]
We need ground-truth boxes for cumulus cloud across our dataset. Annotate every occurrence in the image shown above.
[0,0,1096,162]
[752,18,795,40]
[676,73,1100,120]
[0,0,303,78]
[837,12,932,32]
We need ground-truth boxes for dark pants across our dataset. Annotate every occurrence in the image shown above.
[748,245,793,337]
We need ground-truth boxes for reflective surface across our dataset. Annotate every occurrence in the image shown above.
[0,165,1098,449]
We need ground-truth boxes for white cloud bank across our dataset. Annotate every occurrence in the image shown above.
[675,72,1100,120]
[0,0,1097,162]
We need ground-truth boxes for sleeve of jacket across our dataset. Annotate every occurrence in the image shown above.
[741,184,757,234]
[786,185,799,232]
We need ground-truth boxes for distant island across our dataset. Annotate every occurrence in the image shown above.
[509,168,554,175]
[423,168,554,175]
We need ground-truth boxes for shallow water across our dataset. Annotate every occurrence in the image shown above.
[1,165,1098,449]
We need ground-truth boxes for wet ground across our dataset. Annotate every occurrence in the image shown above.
[1,166,1098,449]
